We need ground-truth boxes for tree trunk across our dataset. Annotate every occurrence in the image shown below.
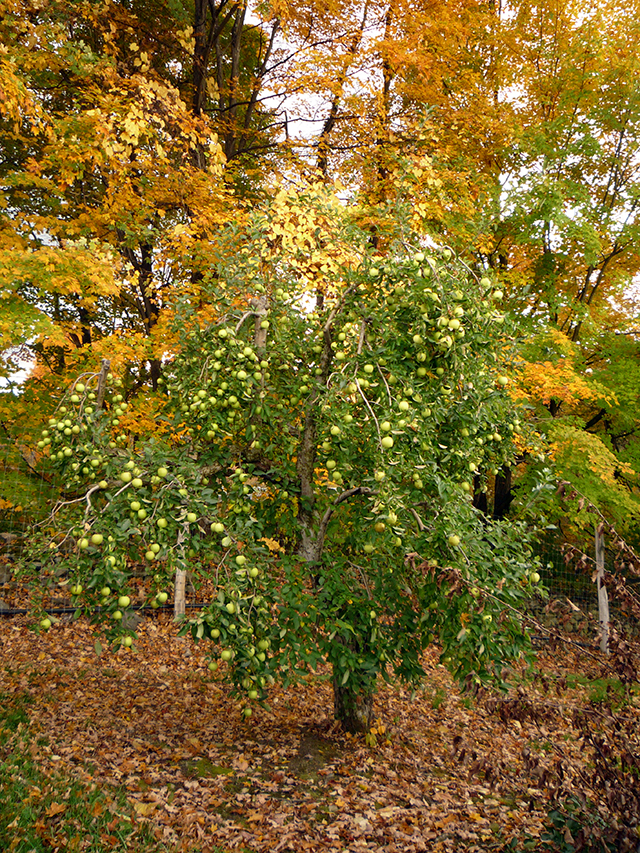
[472,475,488,514]
[330,632,375,733]
[333,672,374,734]
[493,465,513,520]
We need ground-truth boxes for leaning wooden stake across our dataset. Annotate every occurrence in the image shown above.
[595,523,609,653]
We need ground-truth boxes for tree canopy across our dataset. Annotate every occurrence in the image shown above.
[2,0,640,726]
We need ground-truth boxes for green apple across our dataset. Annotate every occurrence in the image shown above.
[122,637,133,648]
[220,649,233,662]
[70,583,83,595]
[381,436,394,449]
[100,586,111,597]
[530,571,541,583]
[40,617,52,630]
[156,592,168,604]
[157,518,168,529]
[186,512,197,523]
[118,595,131,608]
[235,555,246,566]
[90,533,103,546]
[448,534,461,547]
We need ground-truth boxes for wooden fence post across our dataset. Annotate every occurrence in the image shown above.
[174,567,186,619]
[595,523,609,654]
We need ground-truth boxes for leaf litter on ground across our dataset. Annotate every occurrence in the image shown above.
[1,612,638,853]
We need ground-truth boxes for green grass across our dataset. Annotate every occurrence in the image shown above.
[564,674,640,709]
[0,692,178,853]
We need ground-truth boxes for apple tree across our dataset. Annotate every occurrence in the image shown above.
[32,185,542,733]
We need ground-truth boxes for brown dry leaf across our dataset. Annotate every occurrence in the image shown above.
[246,810,264,823]
[45,802,67,817]
[1,614,635,852]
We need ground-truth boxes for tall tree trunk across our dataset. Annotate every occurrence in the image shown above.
[472,475,488,514]
[493,465,513,520]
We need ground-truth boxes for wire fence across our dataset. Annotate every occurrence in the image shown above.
[2,436,640,645]
[533,533,640,641]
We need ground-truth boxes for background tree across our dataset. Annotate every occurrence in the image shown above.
[5,0,640,558]
[486,0,640,546]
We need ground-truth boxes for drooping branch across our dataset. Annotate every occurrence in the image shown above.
[310,487,376,565]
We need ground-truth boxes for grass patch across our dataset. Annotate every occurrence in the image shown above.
[564,674,640,709]
[0,692,175,853]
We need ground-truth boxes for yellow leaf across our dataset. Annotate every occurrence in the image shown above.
[132,801,157,816]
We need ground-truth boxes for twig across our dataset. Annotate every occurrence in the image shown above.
[410,507,426,532]
[347,560,373,599]
[354,377,380,443]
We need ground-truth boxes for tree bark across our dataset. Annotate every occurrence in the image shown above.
[331,633,374,733]
[472,475,488,514]
[493,465,512,520]
[333,672,374,734]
